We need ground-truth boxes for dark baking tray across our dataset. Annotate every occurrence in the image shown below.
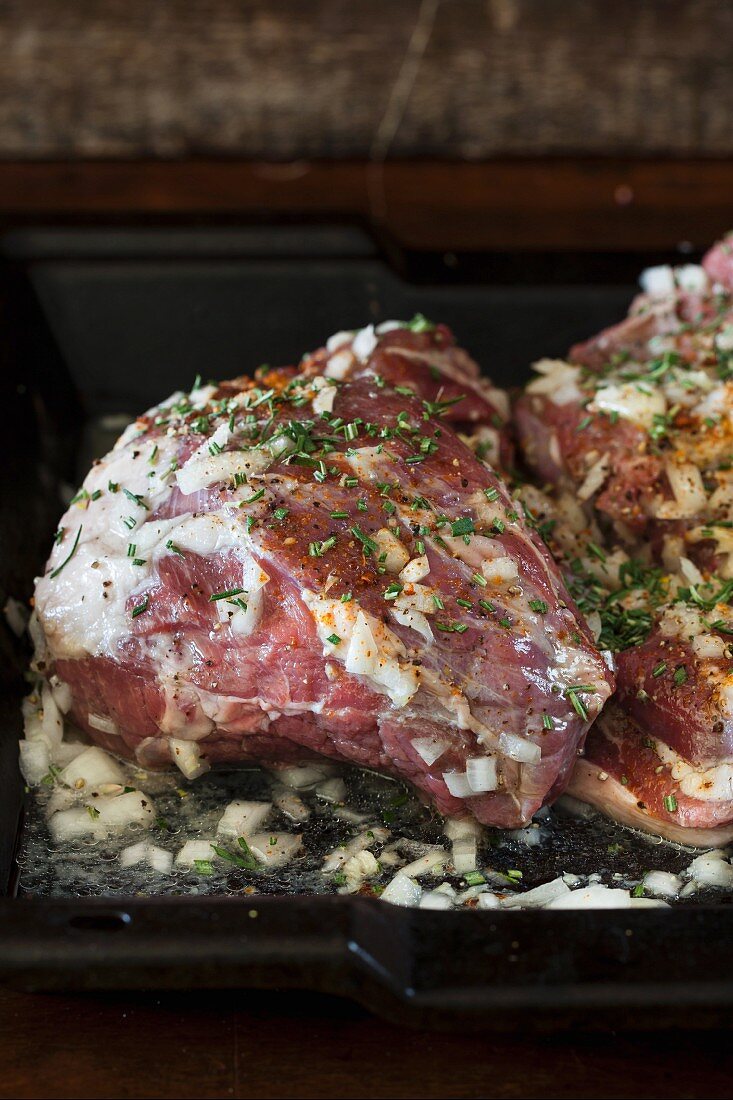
[1,224,731,1030]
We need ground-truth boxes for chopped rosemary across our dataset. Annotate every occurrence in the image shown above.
[49,526,82,579]
[209,587,245,602]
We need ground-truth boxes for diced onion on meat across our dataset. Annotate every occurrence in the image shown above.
[592,382,666,431]
[498,732,541,764]
[465,756,499,793]
[526,359,582,405]
[691,633,728,660]
[661,461,707,518]
[577,453,610,501]
[481,556,519,586]
[352,324,377,361]
[443,770,474,798]
[176,449,271,495]
[374,529,410,573]
[411,736,449,766]
[400,555,430,583]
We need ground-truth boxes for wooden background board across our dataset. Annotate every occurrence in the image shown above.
[0,0,732,160]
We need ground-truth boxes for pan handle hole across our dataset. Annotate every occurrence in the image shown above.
[67,911,132,932]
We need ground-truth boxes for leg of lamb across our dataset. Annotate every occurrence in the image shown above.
[33,319,612,828]
[514,236,733,842]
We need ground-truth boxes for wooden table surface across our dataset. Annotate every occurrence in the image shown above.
[1,983,732,1099]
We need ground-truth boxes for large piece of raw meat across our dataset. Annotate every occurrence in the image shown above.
[34,321,613,828]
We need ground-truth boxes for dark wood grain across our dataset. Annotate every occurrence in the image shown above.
[2,985,733,1099]
[0,158,732,253]
[0,0,731,159]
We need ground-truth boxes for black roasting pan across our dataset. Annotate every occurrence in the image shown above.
[1,224,732,1030]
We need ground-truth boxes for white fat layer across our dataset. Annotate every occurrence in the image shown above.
[176,448,271,496]
[36,486,265,659]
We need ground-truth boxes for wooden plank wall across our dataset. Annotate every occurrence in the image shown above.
[0,0,731,160]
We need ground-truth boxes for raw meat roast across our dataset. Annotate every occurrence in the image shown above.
[34,320,613,828]
[515,236,733,843]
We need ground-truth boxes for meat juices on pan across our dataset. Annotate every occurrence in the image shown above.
[34,321,612,829]
[514,236,733,843]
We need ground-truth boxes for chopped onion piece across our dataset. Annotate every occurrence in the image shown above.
[419,891,454,910]
[498,732,541,764]
[216,800,271,839]
[248,832,302,868]
[315,777,347,804]
[95,790,156,833]
[643,871,682,899]
[41,685,64,746]
[477,892,502,910]
[399,847,447,878]
[451,836,477,874]
[169,737,209,780]
[148,845,174,874]
[272,763,336,790]
[443,770,473,798]
[175,839,218,867]
[272,785,311,823]
[686,853,733,889]
[507,824,543,847]
[119,840,148,868]
[399,555,430,583]
[545,884,634,909]
[640,264,675,296]
[380,871,422,907]
[322,827,389,873]
[501,877,570,909]
[443,815,483,841]
[465,756,499,793]
[342,850,380,891]
[59,746,126,790]
[352,324,377,361]
[411,736,449,766]
[18,740,50,786]
[87,712,119,736]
